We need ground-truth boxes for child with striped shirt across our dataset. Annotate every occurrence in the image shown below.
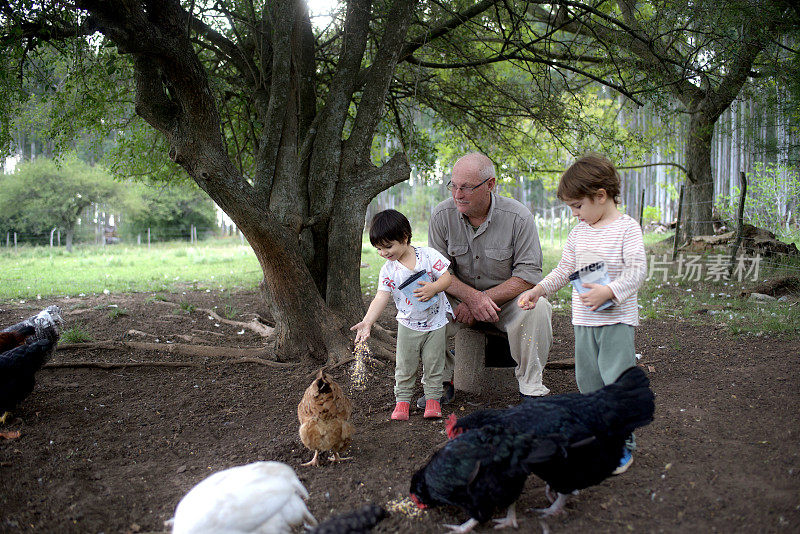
[518,154,647,474]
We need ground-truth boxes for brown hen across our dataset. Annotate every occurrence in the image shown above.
[298,369,354,467]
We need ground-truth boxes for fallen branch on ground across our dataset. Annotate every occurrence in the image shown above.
[545,357,574,369]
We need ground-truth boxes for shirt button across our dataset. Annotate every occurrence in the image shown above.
[477,275,481,279]
[475,256,479,259]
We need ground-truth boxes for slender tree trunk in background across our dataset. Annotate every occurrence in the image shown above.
[682,112,716,241]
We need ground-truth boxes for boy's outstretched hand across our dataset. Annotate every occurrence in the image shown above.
[350,321,372,343]
[518,285,545,310]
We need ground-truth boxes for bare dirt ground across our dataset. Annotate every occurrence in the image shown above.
[1,289,798,533]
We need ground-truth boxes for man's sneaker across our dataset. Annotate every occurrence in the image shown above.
[416,381,455,409]
[391,401,410,421]
[423,399,442,419]
[612,447,633,475]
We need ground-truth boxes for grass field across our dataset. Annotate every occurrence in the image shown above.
[0,238,264,298]
[1,232,797,336]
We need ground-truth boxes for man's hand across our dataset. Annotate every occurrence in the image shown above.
[460,290,501,323]
[452,302,476,325]
[579,283,614,311]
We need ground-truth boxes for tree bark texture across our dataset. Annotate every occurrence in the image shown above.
[74,0,418,364]
[683,112,716,238]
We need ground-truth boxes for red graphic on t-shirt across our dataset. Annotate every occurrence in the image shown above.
[383,277,396,290]
[433,259,445,271]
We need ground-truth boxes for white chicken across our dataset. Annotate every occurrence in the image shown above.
[168,461,317,534]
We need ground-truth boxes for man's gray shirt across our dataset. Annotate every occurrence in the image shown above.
[428,193,543,291]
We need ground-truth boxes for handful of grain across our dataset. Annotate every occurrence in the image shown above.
[386,497,425,518]
[350,340,371,391]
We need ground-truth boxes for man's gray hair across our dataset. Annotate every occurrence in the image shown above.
[455,152,496,181]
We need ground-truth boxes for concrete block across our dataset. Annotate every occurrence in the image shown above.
[453,327,518,395]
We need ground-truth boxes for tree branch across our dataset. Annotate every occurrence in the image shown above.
[344,0,415,167]
[399,0,500,61]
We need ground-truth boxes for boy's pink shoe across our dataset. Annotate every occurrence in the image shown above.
[423,399,442,419]
[391,401,410,420]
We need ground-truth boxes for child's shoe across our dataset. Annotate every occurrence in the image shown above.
[612,447,633,475]
[423,399,442,419]
[391,401,410,421]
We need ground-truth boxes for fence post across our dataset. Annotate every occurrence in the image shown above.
[50,227,56,248]
[549,207,555,245]
[672,185,685,261]
[147,227,151,250]
[727,171,747,277]
[14,232,17,251]
[6,231,9,247]
[638,188,645,227]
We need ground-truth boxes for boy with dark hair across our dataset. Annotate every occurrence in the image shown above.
[352,209,453,420]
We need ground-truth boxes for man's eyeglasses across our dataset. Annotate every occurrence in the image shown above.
[446,177,491,194]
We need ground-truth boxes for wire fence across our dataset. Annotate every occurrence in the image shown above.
[2,225,244,249]
[531,178,800,283]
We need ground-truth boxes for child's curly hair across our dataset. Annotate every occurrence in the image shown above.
[557,154,621,204]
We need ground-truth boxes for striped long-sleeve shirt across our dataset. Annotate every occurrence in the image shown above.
[538,214,647,326]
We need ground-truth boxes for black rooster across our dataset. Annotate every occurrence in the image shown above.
[411,366,655,529]
[0,306,64,424]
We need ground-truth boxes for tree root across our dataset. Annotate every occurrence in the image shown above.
[196,307,274,338]
[369,323,397,345]
[55,340,292,364]
[44,357,295,369]
[115,298,275,339]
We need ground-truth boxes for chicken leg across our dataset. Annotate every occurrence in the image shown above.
[301,450,321,467]
[443,518,479,533]
[492,503,518,529]
[534,492,569,517]
[328,452,352,463]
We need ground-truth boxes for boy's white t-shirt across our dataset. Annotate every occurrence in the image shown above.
[378,246,453,332]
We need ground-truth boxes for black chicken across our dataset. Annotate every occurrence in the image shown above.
[411,366,655,530]
[411,423,563,532]
[0,306,64,424]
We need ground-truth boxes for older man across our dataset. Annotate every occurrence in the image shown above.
[418,152,552,407]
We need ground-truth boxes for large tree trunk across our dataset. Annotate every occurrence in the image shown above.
[77,0,419,365]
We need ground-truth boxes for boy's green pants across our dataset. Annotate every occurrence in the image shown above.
[574,323,638,450]
[394,323,446,403]
[573,323,635,393]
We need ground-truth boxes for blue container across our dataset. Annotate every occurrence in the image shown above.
[397,270,439,311]
[569,261,614,311]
